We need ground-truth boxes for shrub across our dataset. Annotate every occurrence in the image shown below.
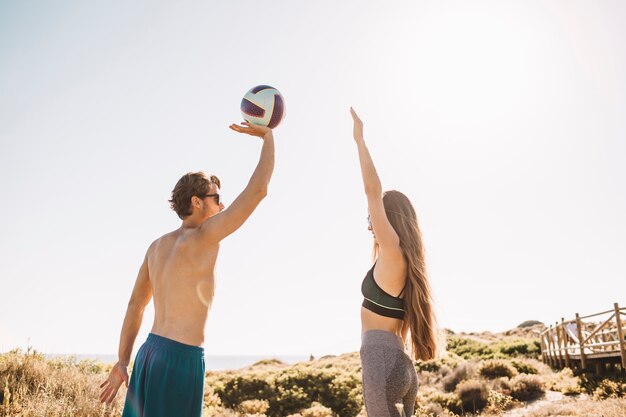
[593,379,626,400]
[579,373,626,397]
[446,337,495,360]
[210,365,361,417]
[544,368,580,395]
[317,372,361,417]
[415,354,462,374]
[490,377,512,395]
[455,379,489,412]
[510,360,538,375]
[442,362,475,392]
[419,401,444,417]
[485,390,514,414]
[204,386,222,407]
[216,376,276,410]
[415,359,443,373]
[240,399,270,414]
[252,359,286,367]
[510,374,545,402]
[429,392,462,415]
[478,360,518,379]
[301,402,334,417]
[447,336,541,360]
[517,320,543,328]
[497,339,541,358]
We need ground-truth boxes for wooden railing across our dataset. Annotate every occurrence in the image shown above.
[540,302,626,370]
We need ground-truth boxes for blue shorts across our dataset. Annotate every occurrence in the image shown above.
[122,333,205,417]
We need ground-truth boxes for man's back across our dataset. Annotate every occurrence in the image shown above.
[148,228,219,346]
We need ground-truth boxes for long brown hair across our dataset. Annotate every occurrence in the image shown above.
[374,190,441,361]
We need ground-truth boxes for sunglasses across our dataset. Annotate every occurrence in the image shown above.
[202,193,221,205]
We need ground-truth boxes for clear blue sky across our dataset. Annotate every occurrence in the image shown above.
[1,0,625,357]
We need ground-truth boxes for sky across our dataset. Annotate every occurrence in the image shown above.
[1,0,625,359]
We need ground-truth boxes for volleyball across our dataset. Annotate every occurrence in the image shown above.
[240,85,286,129]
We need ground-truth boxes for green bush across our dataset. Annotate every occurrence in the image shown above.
[415,353,462,374]
[510,374,545,401]
[478,360,518,379]
[415,359,443,373]
[216,375,277,409]
[510,360,538,375]
[455,379,489,413]
[592,379,626,400]
[498,340,541,357]
[517,320,543,328]
[446,337,496,360]
[210,365,361,417]
[271,371,322,416]
[446,336,541,360]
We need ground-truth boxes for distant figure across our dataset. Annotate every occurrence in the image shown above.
[349,108,440,417]
[309,353,315,361]
[99,122,275,417]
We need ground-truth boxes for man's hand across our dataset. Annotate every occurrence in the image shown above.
[229,121,272,139]
[99,362,129,404]
[350,107,364,142]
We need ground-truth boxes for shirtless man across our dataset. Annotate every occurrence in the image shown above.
[99,122,275,417]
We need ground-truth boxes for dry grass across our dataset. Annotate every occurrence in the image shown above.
[524,397,626,417]
[0,349,124,417]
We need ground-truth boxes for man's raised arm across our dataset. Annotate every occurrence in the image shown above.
[199,123,275,243]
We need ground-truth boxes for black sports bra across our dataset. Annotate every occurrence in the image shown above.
[361,263,405,320]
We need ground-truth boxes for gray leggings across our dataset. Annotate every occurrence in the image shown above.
[360,330,418,417]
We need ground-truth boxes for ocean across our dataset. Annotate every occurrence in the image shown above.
[44,353,310,371]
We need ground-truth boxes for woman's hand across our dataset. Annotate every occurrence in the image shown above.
[350,107,364,142]
[229,121,272,140]
[99,362,129,404]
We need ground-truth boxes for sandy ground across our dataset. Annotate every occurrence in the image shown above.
[502,391,563,417]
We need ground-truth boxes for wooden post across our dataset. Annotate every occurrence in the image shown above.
[562,317,571,368]
[545,326,552,366]
[576,313,587,370]
[595,362,603,375]
[614,302,626,370]
[547,326,555,367]
[556,321,563,368]
[550,328,557,368]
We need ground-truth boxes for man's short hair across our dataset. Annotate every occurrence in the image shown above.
[169,172,221,219]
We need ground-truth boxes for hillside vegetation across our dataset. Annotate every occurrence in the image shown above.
[2,325,625,417]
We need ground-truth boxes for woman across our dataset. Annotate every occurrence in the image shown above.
[350,107,440,417]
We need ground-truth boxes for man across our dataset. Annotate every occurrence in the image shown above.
[99,122,275,417]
